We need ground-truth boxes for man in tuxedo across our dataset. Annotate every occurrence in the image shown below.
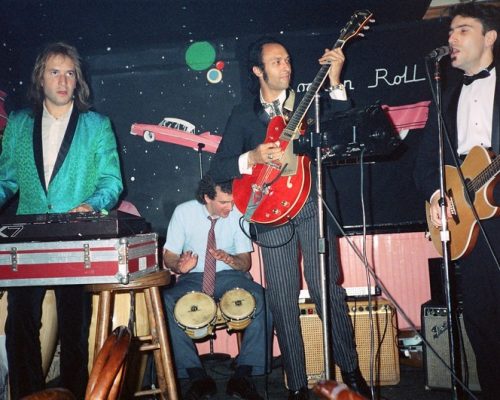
[209,36,369,400]
[0,42,123,398]
[416,3,500,399]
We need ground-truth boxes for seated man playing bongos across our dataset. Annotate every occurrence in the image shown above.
[162,174,271,400]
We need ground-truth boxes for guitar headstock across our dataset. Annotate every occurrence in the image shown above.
[337,9,374,48]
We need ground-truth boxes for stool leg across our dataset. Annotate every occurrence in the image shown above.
[143,288,167,399]
[94,290,112,363]
[146,286,178,400]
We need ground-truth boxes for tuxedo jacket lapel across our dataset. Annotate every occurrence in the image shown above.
[492,67,500,154]
[32,110,46,192]
[32,106,79,193]
[443,84,461,153]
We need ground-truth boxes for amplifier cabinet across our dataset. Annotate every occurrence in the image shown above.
[0,233,158,286]
[297,299,400,388]
[421,303,480,391]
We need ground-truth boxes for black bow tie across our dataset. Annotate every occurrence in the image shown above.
[463,68,491,85]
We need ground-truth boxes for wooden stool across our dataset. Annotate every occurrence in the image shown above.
[86,270,178,400]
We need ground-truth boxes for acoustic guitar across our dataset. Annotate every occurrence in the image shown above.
[426,145,500,260]
[232,10,373,225]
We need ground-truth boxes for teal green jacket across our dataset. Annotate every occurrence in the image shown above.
[0,107,123,214]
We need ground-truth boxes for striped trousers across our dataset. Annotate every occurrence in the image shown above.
[257,196,358,391]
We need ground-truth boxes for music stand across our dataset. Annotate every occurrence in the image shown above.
[294,103,401,163]
[294,100,401,384]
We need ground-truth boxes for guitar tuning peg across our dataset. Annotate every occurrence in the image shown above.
[358,33,365,37]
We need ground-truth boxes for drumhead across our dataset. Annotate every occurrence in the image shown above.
[174,291,217,329]
[219,288,256,321]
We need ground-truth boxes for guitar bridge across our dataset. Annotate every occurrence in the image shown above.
[447,190,460,225]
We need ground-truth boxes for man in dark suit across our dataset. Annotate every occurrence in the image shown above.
[416,4,500,399]
[210,36,369,400]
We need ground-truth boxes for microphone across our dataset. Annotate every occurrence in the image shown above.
[426,45,451,60]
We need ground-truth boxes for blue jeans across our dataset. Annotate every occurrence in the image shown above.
[163,270,272,379]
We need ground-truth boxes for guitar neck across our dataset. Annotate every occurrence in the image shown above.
[471,154,500,193]
[284,38,344,137]
[278,9,372,142]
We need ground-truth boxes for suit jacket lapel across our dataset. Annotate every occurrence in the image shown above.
[254,97,269,127]
[51,106,79,185]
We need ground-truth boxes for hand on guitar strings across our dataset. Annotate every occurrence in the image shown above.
[318,47,345,85]
[429,193,455,228]
[248,141,283,166]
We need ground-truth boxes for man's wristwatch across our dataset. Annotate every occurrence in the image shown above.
[328,83,345,91]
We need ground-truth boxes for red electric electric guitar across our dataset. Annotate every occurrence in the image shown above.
[233,10,373,225]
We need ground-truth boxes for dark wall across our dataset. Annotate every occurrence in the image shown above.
[0,3,450,237]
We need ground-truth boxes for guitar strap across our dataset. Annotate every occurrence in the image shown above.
[282,89,295,121]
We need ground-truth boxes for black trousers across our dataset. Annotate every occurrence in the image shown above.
[459,219,500,400]
[6,286,91,400]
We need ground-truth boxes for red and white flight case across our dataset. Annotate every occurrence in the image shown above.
[0,233,158,287]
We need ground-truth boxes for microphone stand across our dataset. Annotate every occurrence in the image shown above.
[197,143,205,179]
[432,57,463,400]
[313,93,332,380]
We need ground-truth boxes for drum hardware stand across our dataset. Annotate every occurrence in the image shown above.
[431,56,463,400]
[196,142,232,363]
[200,335,232,362]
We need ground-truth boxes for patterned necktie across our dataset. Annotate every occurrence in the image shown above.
[202,216,217,295]
[263,99,282,118]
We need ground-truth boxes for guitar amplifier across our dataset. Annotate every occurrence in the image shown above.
[421,302,480,391]
[294,299,400,388]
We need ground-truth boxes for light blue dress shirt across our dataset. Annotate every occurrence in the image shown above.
[164,199,253,273]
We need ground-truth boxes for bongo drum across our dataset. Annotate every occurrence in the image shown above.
[174,291,217,339]
[219,288,256,331]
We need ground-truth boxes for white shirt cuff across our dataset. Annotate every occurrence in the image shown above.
[328,85,347,101]
[239,152,253,175]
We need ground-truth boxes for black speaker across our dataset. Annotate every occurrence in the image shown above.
[427,258,463,305]
[421,302,480,391]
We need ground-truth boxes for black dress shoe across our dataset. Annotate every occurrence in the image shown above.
[184,376,217,399]
[226,376,263,400]
[288,386,309,400]
[341,367,372,399]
